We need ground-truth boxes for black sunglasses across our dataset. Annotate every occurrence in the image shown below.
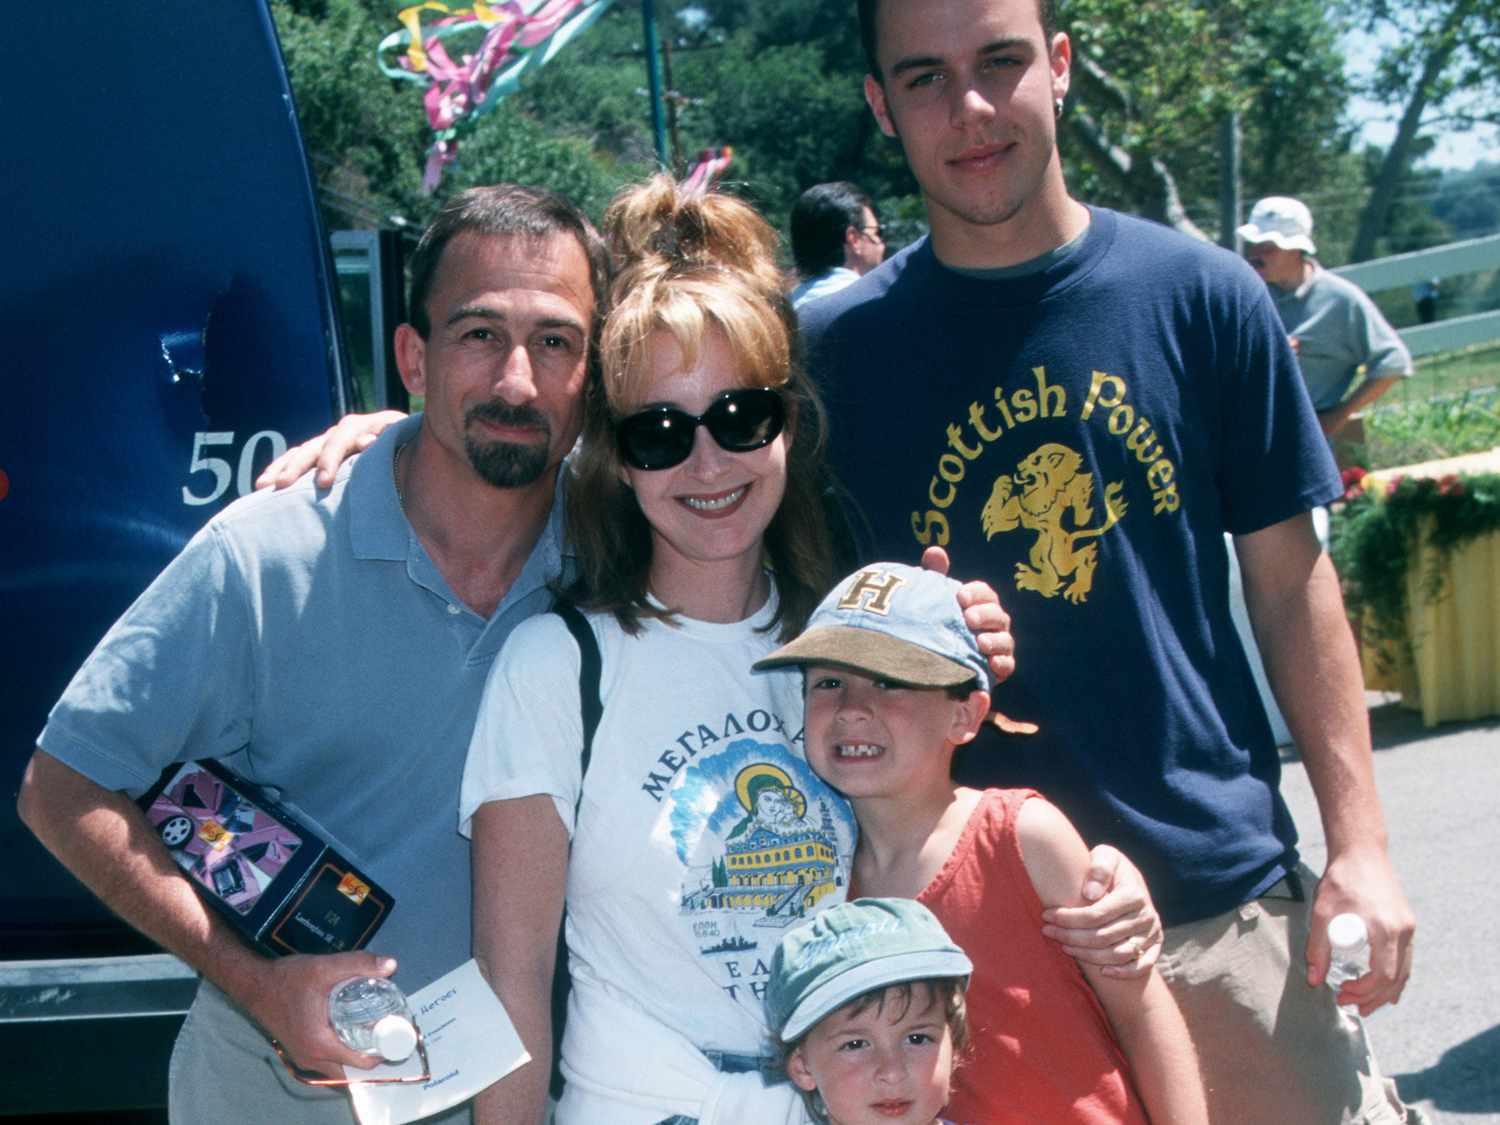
[616,387,787,471]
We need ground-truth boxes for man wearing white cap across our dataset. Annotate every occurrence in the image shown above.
[1239,196,1413,447]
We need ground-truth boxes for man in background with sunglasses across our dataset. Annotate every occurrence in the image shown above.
[798,1,1418,1122]
[788,181,886,311]
[19,184,611,1125]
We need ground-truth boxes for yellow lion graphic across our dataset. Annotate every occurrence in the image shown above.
[980,443,1127,605]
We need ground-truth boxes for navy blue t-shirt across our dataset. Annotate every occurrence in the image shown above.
[800,207,1341,925]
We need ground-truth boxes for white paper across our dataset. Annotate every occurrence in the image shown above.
[347,958,531,1125]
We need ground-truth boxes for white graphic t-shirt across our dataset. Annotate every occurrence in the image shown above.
[460,588,857,1060]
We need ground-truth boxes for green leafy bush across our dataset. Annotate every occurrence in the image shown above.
[1332,467,1500,657]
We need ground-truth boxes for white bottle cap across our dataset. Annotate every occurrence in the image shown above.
[1328,913,1368,954]
[373,1014,418,1062]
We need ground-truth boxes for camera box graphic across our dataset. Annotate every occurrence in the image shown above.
[140,760,391,957]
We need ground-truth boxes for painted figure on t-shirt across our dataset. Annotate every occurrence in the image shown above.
[981,442,1127,605]
[672,739,854,1002]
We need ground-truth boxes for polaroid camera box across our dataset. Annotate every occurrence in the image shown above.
[139,759,392,957]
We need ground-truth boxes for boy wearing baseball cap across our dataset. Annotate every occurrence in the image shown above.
[755,564,1207,1124]
[768,898,971,1125]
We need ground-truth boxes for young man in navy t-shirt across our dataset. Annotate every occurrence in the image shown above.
[800,1,1419,1121]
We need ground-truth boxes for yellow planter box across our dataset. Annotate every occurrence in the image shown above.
[1357,448,1500,726]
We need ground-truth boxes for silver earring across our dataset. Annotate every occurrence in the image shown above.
[1054,97,1065,119]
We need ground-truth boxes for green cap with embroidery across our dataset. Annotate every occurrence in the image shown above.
[767,897,972,1043]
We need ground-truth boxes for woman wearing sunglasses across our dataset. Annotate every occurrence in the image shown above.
[460,176,851,1124]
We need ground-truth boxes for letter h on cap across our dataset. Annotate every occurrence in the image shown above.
[837,569,906,615]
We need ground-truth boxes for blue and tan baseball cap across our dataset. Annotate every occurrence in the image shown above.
[753,562,989,690]
[767,897,972,1043]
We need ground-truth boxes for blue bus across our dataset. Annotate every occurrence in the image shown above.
[0,3,382,1112]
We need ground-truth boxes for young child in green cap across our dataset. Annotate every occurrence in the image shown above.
[755,563,1207,1125]
[768,897,972,1125]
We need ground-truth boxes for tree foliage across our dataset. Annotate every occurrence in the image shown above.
[1432,162,1500,237]
[442,101,637,220]
[273,0,657,232]
[507,1,917,238]
[271,0,430,230]
[1343,0,1500,260]
[270,0,1490,266]
[1231,0,1360,200]
[1060,0,1358,239]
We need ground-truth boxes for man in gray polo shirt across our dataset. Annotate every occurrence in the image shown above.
[16,184,611,1124]
[1240,195,1413,444]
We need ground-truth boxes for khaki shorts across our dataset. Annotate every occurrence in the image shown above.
[1158,866,1413,1125]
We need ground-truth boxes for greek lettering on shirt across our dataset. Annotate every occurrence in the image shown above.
[719,956,774,1003]
[640,708,804,800]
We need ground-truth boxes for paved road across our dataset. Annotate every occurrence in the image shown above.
[1278,696,1500,1124]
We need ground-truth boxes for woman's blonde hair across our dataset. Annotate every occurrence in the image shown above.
[564,175,834,636]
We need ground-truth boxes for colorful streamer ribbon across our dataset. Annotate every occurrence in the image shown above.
[377,0,618,191]
[680,146,733,196]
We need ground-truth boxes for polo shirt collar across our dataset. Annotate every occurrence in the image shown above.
[345,413,575,608]
[348,414,424,562]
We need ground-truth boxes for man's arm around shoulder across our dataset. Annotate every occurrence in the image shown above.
[17,749,393,1078]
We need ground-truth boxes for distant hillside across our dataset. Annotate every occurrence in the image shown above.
[1434,163,1500,241]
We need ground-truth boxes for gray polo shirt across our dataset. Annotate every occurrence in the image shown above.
[40,414,570,991]
[1272,263,1413,410]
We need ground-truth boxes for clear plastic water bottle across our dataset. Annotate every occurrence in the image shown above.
[1326,913,1369,1002]
[328,976,418,1062]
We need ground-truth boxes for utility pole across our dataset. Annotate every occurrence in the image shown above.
[1218,112,1241,251]
[640,0,669,168]
[661,34,683,172]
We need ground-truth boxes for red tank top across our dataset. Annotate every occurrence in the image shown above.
[911,789,1150,1125]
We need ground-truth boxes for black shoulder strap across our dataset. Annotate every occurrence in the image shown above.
[545,598,601,1099]
[550,598,601,786]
